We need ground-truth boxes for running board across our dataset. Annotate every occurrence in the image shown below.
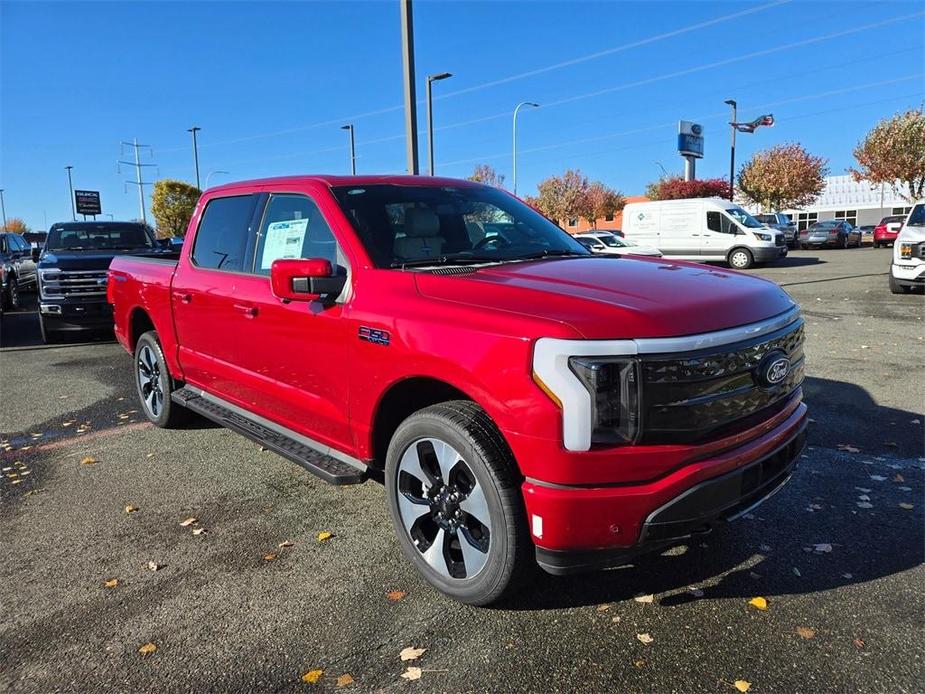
[172,387,368,485]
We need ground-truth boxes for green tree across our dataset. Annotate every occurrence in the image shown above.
[851,108,925,203]
[584,182,625,228]
[738,143,828,211]
[2,218,30,234]
[467,164,506,189]
[150,179,201,238]
[536,169,591,225]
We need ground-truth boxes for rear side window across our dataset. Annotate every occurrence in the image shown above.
[254,193,341,275]
[192,194,259,272]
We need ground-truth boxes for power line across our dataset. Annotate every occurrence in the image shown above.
[118,139,157,224]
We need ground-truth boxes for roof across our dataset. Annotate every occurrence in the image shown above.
[783,175,912,213]
[207,174,484,193]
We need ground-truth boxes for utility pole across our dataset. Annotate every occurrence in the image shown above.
[0,189,7,231]
[188,126,202,189]
[724,100,737,201]
[512,101,539,197]
[118,139,157,224]
[65,165,76,220]
[426,72,452,176]
[400,0,419,175]
[341,124,356,175]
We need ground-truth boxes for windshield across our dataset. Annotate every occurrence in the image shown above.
[331,184,589,267]
[907,204,925,227]
[595,234,621,247]
[726,207,763,229]
[46,224,154,251]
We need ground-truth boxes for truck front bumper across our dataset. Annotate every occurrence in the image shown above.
[891,262,925,286]
[523,403,807,575]
[39,300,114,332]
[753,245,787,262]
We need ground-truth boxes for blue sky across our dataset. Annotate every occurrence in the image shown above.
[1,0,923,229]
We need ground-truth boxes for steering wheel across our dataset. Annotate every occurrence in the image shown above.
[473,235,512,251]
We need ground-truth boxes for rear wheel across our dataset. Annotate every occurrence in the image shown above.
[728,247,754,270]
[3,275,20,311]
[384,401,531,606]
[134,330,190,427]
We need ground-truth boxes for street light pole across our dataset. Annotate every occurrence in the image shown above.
[400,0,419,175]
[341,124,356,175]
[65,165,76,220]
[724,100,737,201]
[188,126,202,189]
[512,101,539,197]
[426,72,452,176]
[0,189,7,231]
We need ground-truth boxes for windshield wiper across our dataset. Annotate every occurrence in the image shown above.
[390,255,500,269]
[516,249,589,261]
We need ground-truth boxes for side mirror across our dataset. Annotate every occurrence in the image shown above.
[270,258,346,302]
[31,247,41,262]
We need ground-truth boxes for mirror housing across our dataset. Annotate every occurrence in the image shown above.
[270,258,345,302]
[31,247,41,262]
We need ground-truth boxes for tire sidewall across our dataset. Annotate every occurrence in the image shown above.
[384,412,516,604]
[729,248,752,270]
[8,276,19,310]
[134,331,173,427]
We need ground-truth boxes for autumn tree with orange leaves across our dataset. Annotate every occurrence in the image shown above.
[737,143,828,212]
[851,109,925,203]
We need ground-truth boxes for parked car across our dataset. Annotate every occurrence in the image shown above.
[874,215,904,248]
[1,231,38,310]
[109,175,807,605]
[799,220,861,249]
[856,225,875,246]
[889,201,925,294]
[622,198,787,269]
[575,231,662,257]
[37,221,171,343]
[754,212,798,248]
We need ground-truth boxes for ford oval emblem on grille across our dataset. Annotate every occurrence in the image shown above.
[755,350,791,388]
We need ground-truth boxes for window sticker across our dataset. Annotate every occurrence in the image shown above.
[261,218,309,269]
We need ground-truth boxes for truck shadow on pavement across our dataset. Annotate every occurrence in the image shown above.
[504,376,924,610]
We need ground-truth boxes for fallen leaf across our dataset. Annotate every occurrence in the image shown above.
[80,456,98,466]
[597,603,612,612]
[748,597,768,611]
[853,638,865,649]
[316,531,333,542]
[301,669,323,684]
[894,473,905,482]
[386,590,406,602]
[633,593,654,603]
[611,615,621,623]
[138,642,157,656]
[869,475,887,482]
[842,573,853,579]
[147,561,161,572]
[263,553,277,562]
[278,540,293,548]
[633,658,647,668]
[899,503,914,510]
[792,567,802,577]
[812,543,833,553]
[335,674,354,687]
[104,578,119,588]
[179,517,197,527]
[734,680,752,693]
[636,632,654,645]
[399,646,426,662]
[837,444,860,453]
[192,527,206,535]
[124,505,138,514]
[400,667,422,681]
[758,544,772,552]
[857,494,871,501]
[856,502,874,509]
[796,627,815,639]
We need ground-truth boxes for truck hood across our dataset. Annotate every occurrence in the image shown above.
[414,256,796,339]
[38,248,165,272]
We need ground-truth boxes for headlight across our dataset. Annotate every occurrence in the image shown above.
[900,243,912,259]
[567,357,640,445]
[39,269,64,299]
[752,232,772,241]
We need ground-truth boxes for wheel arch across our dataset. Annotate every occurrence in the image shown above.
[127,306,156,351]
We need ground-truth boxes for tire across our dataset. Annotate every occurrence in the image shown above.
[384,400,531,606]
[134,330,190,428]
[39,316,61,344]
[728,247,754,270]
[3,275,20,311]
[889,271,911,295]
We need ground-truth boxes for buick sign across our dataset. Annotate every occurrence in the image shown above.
[755,351,791,388]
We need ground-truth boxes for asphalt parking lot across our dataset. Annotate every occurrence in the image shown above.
[1,247,922,693]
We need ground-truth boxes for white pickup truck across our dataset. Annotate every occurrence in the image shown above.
[889,201,925,294]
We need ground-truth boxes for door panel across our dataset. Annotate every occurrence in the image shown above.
[701,211,738,257]
[656,203,700,255]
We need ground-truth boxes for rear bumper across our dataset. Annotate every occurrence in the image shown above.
[524,403,807,575]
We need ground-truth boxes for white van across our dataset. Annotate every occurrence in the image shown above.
[889,200,925,294]
[622,198,787,269]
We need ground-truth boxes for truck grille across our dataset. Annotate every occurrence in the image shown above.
[40,269,108,299]
[638,320,804,445]
[775,235,785,247]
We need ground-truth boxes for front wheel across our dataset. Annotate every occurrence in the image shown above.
[134,330,190,427]
[384,401,531,606]
[39,316,61,344]
[3,276,20,311]
[889,272,911,295]
[728,247,754,270]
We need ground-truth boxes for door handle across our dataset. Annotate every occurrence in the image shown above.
[691,233,700,236]
[233,303,258,318]
[173,292,192,304]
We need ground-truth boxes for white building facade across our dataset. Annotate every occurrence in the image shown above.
[781,175,914,230]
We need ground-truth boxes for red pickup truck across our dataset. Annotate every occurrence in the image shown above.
[109,175,807,605]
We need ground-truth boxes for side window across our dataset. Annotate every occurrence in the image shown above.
[706,211,722,233]
[191,194,259,272]
[11,235,27,252]
[254,194,341,275]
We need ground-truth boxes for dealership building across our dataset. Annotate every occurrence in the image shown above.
[780,175,914,230]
